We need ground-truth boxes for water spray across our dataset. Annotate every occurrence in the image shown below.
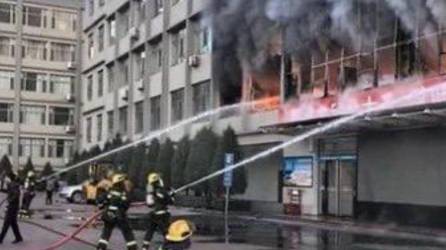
[45,98,277,181]
[174,82,446,193]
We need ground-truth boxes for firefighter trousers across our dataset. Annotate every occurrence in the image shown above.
[143,212,170,248]
[21,192,35,211]
[0,210,22,242]
[97,219,137,250]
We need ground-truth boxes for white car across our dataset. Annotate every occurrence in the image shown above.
[59,184,85,203]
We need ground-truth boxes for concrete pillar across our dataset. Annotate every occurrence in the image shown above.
[13,0,24,169]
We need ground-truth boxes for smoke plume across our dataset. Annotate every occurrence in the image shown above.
[208,0,446,103]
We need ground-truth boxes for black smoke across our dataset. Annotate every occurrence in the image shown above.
[208,0,446,104]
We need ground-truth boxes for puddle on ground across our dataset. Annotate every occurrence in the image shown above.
[130,215,446,250]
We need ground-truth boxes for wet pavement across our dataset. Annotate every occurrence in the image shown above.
[169,215,446,250]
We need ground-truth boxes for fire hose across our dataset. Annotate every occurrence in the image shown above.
[39,202,146,250]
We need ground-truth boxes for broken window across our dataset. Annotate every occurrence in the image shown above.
[440,32,446,75]
[395,21,416,79]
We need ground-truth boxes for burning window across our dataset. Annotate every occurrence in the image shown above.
[395,21,416,79]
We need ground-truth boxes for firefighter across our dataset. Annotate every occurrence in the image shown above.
[96,174,137,250]
[142,173,174,250]
[0,172,23,244]
[19,171,36,218]
[159,220,193,250]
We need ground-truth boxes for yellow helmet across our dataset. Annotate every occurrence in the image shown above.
[112,174,126,184]
[27,171,35,178]
[147,173,161,185]
[165,220,194,242]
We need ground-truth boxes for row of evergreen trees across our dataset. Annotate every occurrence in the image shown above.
[68,126,247,197]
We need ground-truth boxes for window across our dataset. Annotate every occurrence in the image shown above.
[88,0,94,16]
[97,114,103,142]
[107,111,114,137]
[86,117,92,143]
[23,6,45,27]
[150,41,163,74]
[49,107,73,126]
[107,64,114,93]
[20,105,46,125]
[52,10,75,32]
[193,81,210,115]
[98,70,104,97]
[21,72,47,92]
[0,137,12,156]
[120,57,129,86]
[154,0,164,16]
[135,101,143,134]
[198,25,211,54]
[150,96,161,130]
[171,89,183,123]
[49,75,73,95]
[51,42,74,62]
[87,75,93,101]
[170,28,186,65]
[118,6,130,39]
[0,3,15,24]
[0,36,14,57]
[0,70,14,90]
[119,107,128,134]
[108,16,116,45]
[23,39,47,60]
[48,139,73,159]
[19,138,45,157]
[135,50,146,80]
[0,103,13,123]
[98,25,104,52]
[88,33,94,59]
[137,0,147,23]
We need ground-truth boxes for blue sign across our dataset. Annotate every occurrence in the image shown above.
[223,153,234,188]
[283,157,313,187]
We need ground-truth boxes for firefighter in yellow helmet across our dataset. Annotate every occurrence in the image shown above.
[159,220,193,250]
[96,174,137,250]
[142,173,174,250]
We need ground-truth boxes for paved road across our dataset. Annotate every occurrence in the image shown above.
[1,193,446,250]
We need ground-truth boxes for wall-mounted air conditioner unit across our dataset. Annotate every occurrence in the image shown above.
[136,79,144,91]
[120,88,129,101]
[129,27,139,40]
[188,55,200,67]
[65,93,75,102]
[65,125,76,134]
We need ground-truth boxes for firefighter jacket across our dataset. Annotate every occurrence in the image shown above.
[146,186,174,215]
[23,177,36,195]
[97,188,130,222]
[1,180,21,213]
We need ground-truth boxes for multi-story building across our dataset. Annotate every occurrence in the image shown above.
[81,0,280,211]
[82,0,446,226]
[82,0,214,148]
[0,0,81,170]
